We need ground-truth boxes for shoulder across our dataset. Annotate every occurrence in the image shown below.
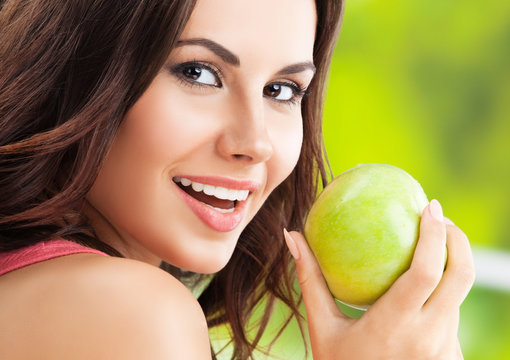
[2,254,212,359]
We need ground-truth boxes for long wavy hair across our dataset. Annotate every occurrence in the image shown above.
[0,0,344,358]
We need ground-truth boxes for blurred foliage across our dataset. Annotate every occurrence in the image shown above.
[212,0,510,358]
[460,287,510,359]
[322,1,510,359]
[323,0,510,251]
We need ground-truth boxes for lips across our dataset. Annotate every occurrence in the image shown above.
[177,183,236,211]
[172,176,260,232]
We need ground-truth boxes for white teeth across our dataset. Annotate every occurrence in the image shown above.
[180,178,192,186]
[227,190,239,201]
[214,186,229,200]
[210,206,235,213]
[174,177,250,202]
[191,181,204,192]
[239,190,248,201]
[203,184,215,196]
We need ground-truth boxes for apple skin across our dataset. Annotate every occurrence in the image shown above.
[304,164,430,310]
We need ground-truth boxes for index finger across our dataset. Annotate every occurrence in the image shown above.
[284,230,351,326]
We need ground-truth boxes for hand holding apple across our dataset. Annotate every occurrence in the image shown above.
[303,163,430,309]
[282,163,475,359]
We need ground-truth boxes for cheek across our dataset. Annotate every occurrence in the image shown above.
[87,83,190,211]
[120,81,208,163]
[85,79,205,244]
[267,116,303,188]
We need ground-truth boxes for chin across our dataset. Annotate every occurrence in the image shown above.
[168,237,237,275]
[183,254,231,274]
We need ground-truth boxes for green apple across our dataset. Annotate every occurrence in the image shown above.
[304,163,430,310]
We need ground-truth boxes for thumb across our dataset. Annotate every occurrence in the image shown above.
[283,229,350,325]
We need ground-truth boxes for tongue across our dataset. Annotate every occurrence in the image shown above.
[179,184,235,210]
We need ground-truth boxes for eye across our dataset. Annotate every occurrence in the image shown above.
[263,83,294,101]
[171,62,222,88]
[263,82,307,105]
[182,66,217,85]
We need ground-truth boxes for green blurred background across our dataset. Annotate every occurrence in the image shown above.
[211,0,510,358]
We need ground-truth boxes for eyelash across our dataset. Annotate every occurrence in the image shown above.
[169,61,309,106]
[170,60,223,89]
[269,82,308,106]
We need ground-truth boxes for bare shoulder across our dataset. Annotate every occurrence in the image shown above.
[0,254,212,359]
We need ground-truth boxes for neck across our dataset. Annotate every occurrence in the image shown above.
[81,199,162,266]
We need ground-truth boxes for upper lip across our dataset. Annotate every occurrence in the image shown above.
[172,175,261,192]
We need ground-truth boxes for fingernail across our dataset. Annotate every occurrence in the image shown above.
[429,199,443,221]
[283,228,300,260]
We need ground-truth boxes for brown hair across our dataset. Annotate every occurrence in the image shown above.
[0,0,344,358]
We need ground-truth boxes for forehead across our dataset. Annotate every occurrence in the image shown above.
[180,0,317,63]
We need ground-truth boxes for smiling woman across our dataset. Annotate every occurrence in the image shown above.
[0,0,474,359]
[0,0,343,358]
[83,0,319,273]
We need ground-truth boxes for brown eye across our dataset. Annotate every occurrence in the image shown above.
[264,84,282,97]
[183,66,202,80]
[263,83,294,101]
[173,62,221,87]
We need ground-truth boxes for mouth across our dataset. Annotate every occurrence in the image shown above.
[173,176,249,213]
[172,176,258,232]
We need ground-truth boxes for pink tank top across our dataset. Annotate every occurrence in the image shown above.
[0,239,109,276]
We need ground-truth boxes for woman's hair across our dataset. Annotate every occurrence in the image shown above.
[0,0,344,358]
[0,0,198,253]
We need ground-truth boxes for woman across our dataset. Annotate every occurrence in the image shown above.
[0,0,474,359]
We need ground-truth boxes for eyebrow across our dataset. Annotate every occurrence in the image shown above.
[176,38,240,66]
[176,38,316,75]
[276,62,316,76]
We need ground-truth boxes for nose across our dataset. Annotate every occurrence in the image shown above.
[216,96,273,164]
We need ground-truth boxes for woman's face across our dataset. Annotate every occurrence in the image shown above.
[86,0,317,273]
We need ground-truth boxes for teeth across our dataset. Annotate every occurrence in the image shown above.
[214,187,229,200]
[239,190,248,201]
[227,190,239,201]
[191,182,204,192]
[203,184,215,196]
[209,205,235,213]
[174,177,250,202]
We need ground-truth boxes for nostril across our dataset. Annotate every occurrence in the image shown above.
[232,153,252,161]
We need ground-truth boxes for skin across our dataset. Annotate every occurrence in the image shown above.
[0,254,210,359]
[0,0,475,358]
[85,0,317,274]
[0,0,316,358]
